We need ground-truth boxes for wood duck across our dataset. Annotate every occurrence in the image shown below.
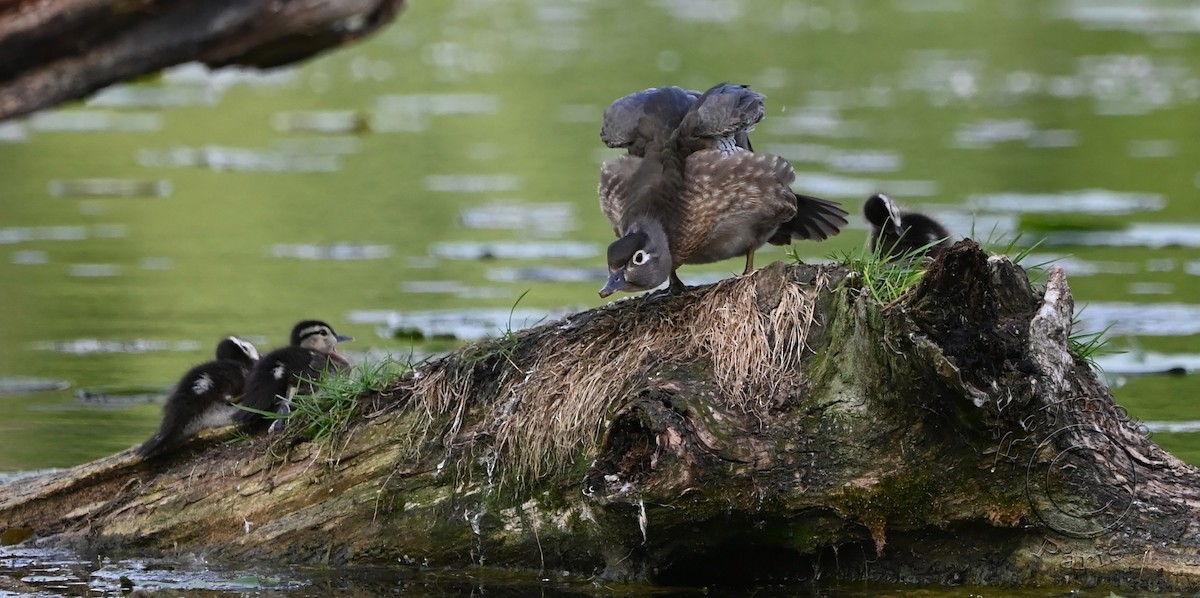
[597,83,848,297]
[137,336,259,458]
[232,320,353,433]
[863,193,951,259]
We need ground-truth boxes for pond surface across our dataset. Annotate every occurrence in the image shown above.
[1,0,1199,594]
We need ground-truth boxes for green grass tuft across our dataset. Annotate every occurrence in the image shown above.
[287,357,409,445]
[824,241,939,305]
[1069,308,1118,371]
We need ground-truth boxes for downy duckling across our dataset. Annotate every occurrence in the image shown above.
[233,320,352,433]
[863,193,951,259]
[138,336,259,458]
[597,83,847,296]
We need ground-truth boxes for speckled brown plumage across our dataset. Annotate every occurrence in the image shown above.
[601,150,797,268]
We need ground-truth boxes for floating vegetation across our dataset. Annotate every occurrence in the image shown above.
[27,110,162,132]
[68,264,122,277]
[458,202,576,234]
[424,174,520,193]
[967,190,1165,215]
[1073,302,1200,336]
[269,243,391,261]
[31,339,201,355]
[428,240,599,260]
[138,146,340,173]
[349,307,573,342]
[48,179,171,198]
[0,377,70,395]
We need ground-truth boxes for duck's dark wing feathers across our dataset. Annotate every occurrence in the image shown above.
[768,193,850,244]
[682,83,764,141]
[600,86,695,157]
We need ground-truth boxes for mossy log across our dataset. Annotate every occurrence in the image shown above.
[2,241,1199,591]
[0,0,405,121]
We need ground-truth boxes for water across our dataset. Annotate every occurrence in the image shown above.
[1,0,1198,593]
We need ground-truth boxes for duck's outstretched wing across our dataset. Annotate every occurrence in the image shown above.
[768,193,849,244]
[673,150,798,263]
[678,83,764,154]
[598,156,643,235]
[600,86,695,157]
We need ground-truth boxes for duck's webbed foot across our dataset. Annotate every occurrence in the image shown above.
[668,271,687,294]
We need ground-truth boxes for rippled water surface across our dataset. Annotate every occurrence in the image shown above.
[2,0,1199,594]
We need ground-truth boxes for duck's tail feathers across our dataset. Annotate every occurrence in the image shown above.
[769,194,850,244]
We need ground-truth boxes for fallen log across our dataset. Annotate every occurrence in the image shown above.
[0,0,406,121]
[2,241,1198,591]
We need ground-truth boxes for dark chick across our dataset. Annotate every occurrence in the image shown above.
[863,193,952,259]
[233,320,353,433]
[138,336,259,459]
[597,83,847,296]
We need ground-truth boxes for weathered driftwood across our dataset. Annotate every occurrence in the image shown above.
[0,0,406,121]
[2,241,1198,591]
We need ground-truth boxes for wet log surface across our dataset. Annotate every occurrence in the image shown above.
[1,241,1198,592]
[0,0,406,121]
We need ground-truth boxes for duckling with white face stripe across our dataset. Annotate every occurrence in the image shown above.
[233,320,353,433]
[863,193,952,259]
[138,336,259,459]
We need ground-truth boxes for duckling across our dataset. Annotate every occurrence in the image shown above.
[863,193,952,259]
[137,336,259,459]
[232,320,353,433]
[597,83,847,296]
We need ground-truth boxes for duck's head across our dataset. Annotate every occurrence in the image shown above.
[215,336,259,365]
[863,193,904,238]
[290,320,353,354]
[600,223,672,298]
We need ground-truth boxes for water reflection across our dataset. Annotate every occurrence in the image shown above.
[48,179,171,198]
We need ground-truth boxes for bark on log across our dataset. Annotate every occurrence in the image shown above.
[2,241,1199,591]
[0,0,406,121]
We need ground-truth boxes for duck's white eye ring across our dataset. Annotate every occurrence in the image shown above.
[632,250,649,266]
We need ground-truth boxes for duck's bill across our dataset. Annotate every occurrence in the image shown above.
[599,270,628,298]
[335,334,354,342]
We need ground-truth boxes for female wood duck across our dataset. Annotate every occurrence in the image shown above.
[597,83,848,297]
[233,320,352,433]
[137,336,259,458]
[863,193,951,259]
